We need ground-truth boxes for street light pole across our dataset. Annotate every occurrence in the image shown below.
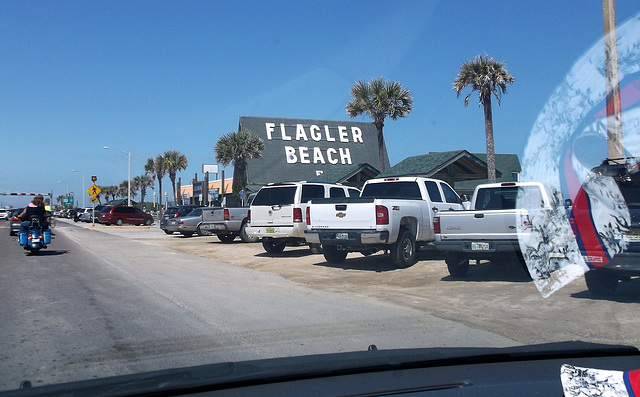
[103,146,131,207]
[72,169,85,207]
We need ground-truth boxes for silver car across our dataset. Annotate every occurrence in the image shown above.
[176,207,210,237]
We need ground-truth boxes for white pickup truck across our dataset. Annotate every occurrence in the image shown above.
[304,177,467,267]
[433,181,553,278]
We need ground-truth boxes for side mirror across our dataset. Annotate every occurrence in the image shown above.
[461,194,470,202]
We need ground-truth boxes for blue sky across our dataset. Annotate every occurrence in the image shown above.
[1,0,639,207]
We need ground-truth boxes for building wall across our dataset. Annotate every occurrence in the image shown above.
[239,116,388,185]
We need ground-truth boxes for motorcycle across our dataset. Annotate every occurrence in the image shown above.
[18,216,51,254]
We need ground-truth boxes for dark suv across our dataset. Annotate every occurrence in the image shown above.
[98,206,154,226]
[160,205,199,234]
[569,158,640,296]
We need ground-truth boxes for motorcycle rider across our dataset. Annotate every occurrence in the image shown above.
[17,194,50,234]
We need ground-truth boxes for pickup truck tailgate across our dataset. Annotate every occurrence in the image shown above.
[309,198,377,230]
[438,209,528,240]
[202,208,224,222]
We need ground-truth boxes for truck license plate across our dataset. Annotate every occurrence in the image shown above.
[336,233,349,240]
[471,242,489,251]
[266,227,275,233]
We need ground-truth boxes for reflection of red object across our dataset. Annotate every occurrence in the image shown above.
[563,150,610,269]
[625,369,640,395]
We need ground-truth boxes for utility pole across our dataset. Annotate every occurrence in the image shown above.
[603,0,624,162]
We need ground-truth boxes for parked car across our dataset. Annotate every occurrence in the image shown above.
[9,208,24,236]
[162,207,205,236]
[0,209,12,220]
[160,205,199,234]
[98,206,154,226]
[177,207,209,237]
[73,208,89,222]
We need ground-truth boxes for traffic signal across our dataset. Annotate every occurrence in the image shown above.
[91,175,97,182]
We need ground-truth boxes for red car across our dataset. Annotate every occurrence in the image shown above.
[98,206,154,226]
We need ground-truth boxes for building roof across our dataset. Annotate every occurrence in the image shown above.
[378,150,521,193]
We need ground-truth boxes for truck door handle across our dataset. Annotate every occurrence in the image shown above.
[474,214,484,219]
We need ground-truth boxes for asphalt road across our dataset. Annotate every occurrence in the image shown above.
[0,219,515,391]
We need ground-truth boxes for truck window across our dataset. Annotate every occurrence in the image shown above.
[424,181,443,203]
[475,187,526,210]
[252,186,297,206]
[347,188,360,197]
[329,187,346,198]
[361,181,421,199]
[440,183,461,204]
[301,184,326,202]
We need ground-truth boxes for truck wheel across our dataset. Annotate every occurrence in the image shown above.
[144,218,152,226]
[446,253,469,278]
[239,220,259,243]
[391,229,417,268]
[323,246,347,263]
[309,243,322,254]
[262,239,286,253]
[585,270,618,297]
[218,234,236,243]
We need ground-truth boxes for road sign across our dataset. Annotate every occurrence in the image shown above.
[63,196,74,206]
[88,184,101,197]
[90,197,99,203]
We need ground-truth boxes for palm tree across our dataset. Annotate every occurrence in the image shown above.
[162,150,188,205]
[453,54,515,183]
[146,156,167,208]
[215,130,265,203]
[346,77,413,172]
[133,174,154,209]
[118,181,130,200]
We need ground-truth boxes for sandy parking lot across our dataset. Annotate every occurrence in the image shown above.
[84,221,640,348]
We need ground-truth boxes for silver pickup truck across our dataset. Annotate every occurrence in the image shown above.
[434,181,553,278]
[199,194,258,243]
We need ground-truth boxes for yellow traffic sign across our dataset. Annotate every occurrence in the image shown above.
[90,197,99,203]
[88,184,101,197]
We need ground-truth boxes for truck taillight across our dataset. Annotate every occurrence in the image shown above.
[293,208,303,223]
[247,209,251,223]
[306,207,310,225]
[179,220,184,226]
[433,216,440,234]
[376,205,389,225]
[223,208,230,221]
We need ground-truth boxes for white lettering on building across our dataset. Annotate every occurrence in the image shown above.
[285,146,352,165]
[267,123,362,165]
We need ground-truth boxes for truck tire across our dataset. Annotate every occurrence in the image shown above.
[391,229,417,268]
[323,245,347,263]
[239,220,259,243]
[262,239,286,253]
[585,270,618,297]
[309,243,322,254]
[218,234,236,243]
[446,252,469,278]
